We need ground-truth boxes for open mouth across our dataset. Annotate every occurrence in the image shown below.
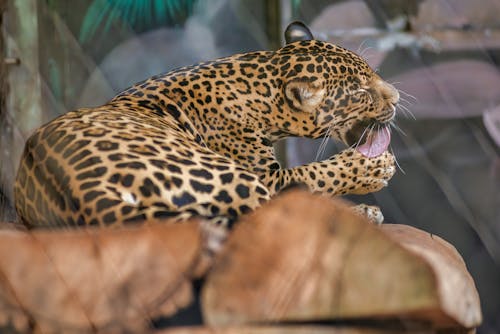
[345,119,391,158]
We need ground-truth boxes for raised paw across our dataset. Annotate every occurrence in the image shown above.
[352,203,384,224]
[329,148,396,195]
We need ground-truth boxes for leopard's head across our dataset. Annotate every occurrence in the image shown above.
[279,22,399,157]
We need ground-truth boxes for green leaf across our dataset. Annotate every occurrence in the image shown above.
[78,0,199,44]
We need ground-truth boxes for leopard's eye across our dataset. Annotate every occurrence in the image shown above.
[354,88,373,103]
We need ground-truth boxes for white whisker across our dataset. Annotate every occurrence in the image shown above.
[366,123,377,157]
[398,104,416,120]
[398,89,418,102]
[315,125,332,161]
[357,39,368,55]
[390,121,407,136]
[316,139,328,161]
[351,123,373,151]
[390,145,405,174]
[399,96,414,106]
[360,46,374,59]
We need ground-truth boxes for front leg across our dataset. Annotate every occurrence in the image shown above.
[259,148,395,197]
[352,203,384,224]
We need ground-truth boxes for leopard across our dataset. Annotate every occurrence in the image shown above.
[14,22,398,230]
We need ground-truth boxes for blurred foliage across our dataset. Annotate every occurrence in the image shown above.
[291,0,302,18]
[78,0,198,43]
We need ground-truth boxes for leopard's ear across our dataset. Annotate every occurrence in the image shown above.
[285,79,325,113]
[284,21,314,44]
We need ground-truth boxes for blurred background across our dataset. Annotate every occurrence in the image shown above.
[0,0,499,332]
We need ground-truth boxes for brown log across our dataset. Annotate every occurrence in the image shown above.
[380,224,482,329]
[0,191,481,333]
[159,325,436,334]
[0,221,204,333]
[202,190,481,331]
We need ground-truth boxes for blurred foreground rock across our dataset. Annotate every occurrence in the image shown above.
[0,191,481,333]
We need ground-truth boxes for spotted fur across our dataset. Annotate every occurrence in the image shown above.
[14,23,398,228]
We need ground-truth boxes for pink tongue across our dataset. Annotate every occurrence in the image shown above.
[357,127,391,158]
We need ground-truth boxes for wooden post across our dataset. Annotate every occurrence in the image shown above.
[4,0,42,133]
[0,0,42,204]
[265,0,288,168]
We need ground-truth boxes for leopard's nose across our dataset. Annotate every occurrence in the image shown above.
[374,79,399,106]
